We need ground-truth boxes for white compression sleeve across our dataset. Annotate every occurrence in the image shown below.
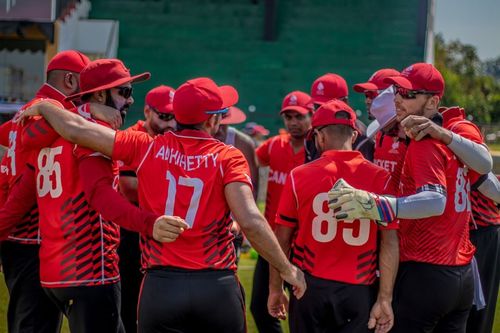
[477,173,500,204]
[448,132,493,175]
[396,191,446,219]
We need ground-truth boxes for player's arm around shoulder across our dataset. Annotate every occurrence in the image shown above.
[19,101,117,157]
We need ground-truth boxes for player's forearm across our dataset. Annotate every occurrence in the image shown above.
[38,103,116,157]
[448,132,492,175]
[477,173,500,203]
[242,213,293,275]
[396,191,446,219]
[226,182,293,275]
[378,230,399,301]
[269,225,294,291]
[79,157,157,235]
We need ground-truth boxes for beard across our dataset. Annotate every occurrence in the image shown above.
[105,91,129,124]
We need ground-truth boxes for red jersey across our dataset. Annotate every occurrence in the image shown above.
[398,137,475,266]
[276,150,397,285]
[441,106,499,227]
[373,132,408,190]
[22,104,120,288]
[4,84,75,244]
[256,134,305,228]
[118,120,147,176]
[113,129,252,271]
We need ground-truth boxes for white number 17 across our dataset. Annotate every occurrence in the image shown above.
[165,170,203,228]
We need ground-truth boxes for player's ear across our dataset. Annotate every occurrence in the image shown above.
[144,105,151,119]
[425,95,440,112]
[351,130,359,145]
[94,90,107,104]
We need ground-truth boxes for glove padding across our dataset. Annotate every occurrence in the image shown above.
[328,179,397,226]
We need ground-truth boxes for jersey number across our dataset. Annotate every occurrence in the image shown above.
[311,192,371,246]
[455,167,471,213]
[37,147,63,198]
[165,170,203,228]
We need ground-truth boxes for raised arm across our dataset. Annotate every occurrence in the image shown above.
[23,101,116,157]
[401,115,492,174]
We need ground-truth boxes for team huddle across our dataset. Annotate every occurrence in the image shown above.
[0,50,498,333]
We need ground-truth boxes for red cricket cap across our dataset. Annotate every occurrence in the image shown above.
[310,73,348,105]
[353,68,400,92]
[173,77,238,125]
[280,90,312,115]
[65,59,150,101]
[384,63,445,98]
[253,124,270,136]
[221,106,246,125]
[311,99,357,129]
[145,85,175,114]
[46,50,91,74]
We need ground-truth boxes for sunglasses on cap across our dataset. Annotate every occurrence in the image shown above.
[364,90,383,100]
[150,107,175,121]
[115,86,133,99]
[394,86,439,99]
[205,107,229,115]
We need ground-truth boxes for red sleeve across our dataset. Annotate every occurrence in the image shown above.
[255,137,272,166]
[408,139,448,191]
[0,120,12,147]
[112,130,153,170]
[222,147,253,188]
[0,166,37,240]
[449,121,484,144]
[21,117,60,150]
[78,156,159,236]
[275,173,298,229]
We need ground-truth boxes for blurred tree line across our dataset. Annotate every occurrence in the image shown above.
[434,33,500,124]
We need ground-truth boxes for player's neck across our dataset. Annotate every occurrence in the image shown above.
[290,136,305,152]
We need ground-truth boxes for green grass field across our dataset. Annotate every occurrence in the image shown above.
[1,256,499,332]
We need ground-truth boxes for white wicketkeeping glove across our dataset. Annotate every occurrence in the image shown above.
[328,179,397,226]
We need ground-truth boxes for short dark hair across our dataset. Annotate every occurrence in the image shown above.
[176,122,204,131]
[80,93,92,102]
[322,124,354,142]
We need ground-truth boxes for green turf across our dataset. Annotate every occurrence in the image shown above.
[1,258,499,333]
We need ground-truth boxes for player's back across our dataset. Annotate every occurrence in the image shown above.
[26,105,120,288]
[133,129,251,271]
[282,150,393,284]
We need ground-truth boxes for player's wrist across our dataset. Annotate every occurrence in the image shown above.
[376,294,393,303]
[441,128,453,145]
[373,194,398,223]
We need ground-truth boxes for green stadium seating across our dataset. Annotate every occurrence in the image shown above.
[89,0,425,132]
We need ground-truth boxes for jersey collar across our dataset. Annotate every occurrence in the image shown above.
[321,149,364,161]
[175,129,214,140]
[36,83,76,109]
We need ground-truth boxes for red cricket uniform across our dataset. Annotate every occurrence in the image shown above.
[256,133,305,229]
[3,84,75,244]
[113,129,252,271]
[373,132,408,189]
[18,103,157,288]
[398,137,475,266]
[276,150,397,285]
[441,107,499,227]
